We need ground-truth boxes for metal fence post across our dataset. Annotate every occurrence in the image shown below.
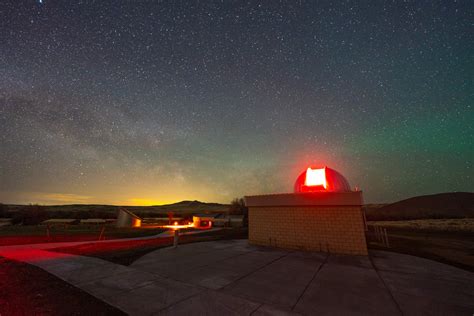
[173,229,179,248]
[98,225,106,241]
[46,224,51,241]
[383,228,390,248]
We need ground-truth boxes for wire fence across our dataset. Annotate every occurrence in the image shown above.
[366,225,390,248]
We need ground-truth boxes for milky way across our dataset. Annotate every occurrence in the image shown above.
[0,1,472,205]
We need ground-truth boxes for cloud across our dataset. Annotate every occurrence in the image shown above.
[36,193,93,204]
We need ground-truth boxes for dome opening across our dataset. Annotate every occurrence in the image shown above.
[294,166,351,193]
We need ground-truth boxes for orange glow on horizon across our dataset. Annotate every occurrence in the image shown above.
[304,167,327,189]
[128,198,172,206]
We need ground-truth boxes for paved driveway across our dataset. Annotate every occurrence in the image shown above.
[1,239,473,315]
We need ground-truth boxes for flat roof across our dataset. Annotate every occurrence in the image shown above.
[245,191,363,207]
[119,207,142,219]
[42,219,77,224]
[80,219,106,223]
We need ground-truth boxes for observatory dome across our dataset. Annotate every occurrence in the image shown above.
[294,166,351,193]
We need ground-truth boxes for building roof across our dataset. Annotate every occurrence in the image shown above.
[245,191,363,207]
[80,219,106,223]
[119,207,142,219]
[42,219,77,224]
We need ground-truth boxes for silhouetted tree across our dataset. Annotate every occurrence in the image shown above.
[13,204,47,225]
[229,198,248,226]
[0,203,6,218]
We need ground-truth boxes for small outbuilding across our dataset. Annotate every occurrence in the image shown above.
[192,214,216,228]
[116,208,142,228]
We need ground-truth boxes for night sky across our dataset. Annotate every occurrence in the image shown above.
[1,1,472,205]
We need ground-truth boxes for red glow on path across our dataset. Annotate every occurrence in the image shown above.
[0,248,73,263]
[0,234,115,247]
[51,237,176,257]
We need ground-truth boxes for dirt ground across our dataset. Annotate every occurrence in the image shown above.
[0,257,126,316]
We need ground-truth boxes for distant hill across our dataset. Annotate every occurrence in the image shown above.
[2,200,229,219]
[365,192,474,221]
[363,203,388,215]
[127,200,229,215]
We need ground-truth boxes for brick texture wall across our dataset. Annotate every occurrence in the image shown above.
[249,206,368,255]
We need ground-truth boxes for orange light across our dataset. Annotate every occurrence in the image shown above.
[304,167,327,189]
[162,222,195,230]
[131,219,213,230]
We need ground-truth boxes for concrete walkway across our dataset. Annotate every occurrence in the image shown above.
[1,239,473,315]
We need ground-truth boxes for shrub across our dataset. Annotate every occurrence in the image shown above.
[0,203,6,218]
[229,198,248,226]
[13,204,48,225]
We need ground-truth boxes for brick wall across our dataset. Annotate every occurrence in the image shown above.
[249,206,368,255]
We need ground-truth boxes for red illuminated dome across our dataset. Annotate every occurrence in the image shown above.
[294,166,351,193]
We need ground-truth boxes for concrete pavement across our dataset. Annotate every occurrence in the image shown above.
[1,239,473,315]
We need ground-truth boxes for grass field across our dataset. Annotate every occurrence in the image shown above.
[367,218,474,272]
[368,218,474,233]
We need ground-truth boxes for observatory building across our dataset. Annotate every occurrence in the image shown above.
[245,167,368,255]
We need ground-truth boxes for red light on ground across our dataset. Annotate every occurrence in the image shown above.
[304,167,327,189]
